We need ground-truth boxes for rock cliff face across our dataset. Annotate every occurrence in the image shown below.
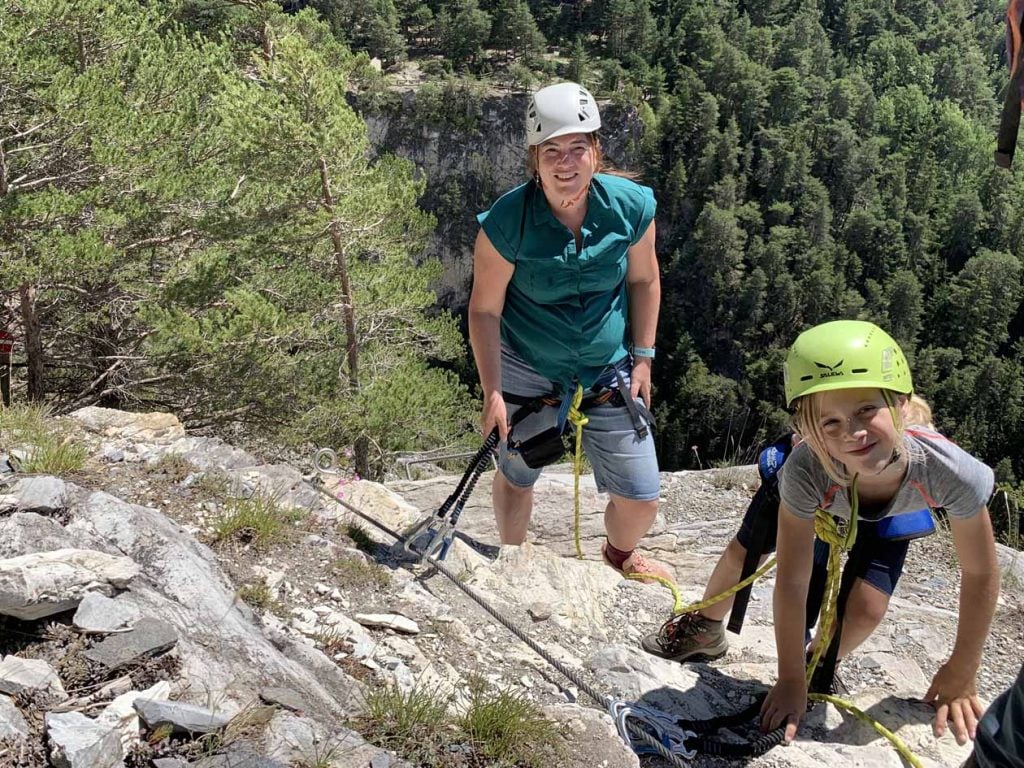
[2,407,1022,767]
[362,91,647,311]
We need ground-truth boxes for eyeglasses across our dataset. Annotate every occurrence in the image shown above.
[819,403,887,439]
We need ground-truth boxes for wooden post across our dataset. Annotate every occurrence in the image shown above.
[0,330,12,406]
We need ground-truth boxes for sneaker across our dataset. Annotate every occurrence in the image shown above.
[640,612,729,663]
[601,543,674,583]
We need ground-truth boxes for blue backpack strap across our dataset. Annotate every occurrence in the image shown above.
[727,433,794,634]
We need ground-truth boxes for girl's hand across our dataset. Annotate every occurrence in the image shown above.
[924,661,983,745]
[761,677,807,744]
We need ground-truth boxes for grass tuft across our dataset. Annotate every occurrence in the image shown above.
[330,555,390,590]
[209,493,305,551]
[0,403,87,474]
[356,677,563,768]
[459,675,563,766]
[148,453,198,482]
[359,683,452,763]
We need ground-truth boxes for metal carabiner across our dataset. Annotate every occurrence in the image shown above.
[399,513,454,562]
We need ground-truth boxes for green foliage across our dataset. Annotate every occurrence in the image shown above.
[0,405,87,474]
[210,494,306,551]
[329,554,391,589]
[359,684,453,763]
[413,76,487,130]
[458,675,563,766]
[357,677,563,767]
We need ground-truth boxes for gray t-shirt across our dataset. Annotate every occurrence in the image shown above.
[779,427,994,521]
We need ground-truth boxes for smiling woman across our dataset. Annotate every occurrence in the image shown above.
[466,81,672,584]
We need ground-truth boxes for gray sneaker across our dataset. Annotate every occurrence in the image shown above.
[641,613,728,663]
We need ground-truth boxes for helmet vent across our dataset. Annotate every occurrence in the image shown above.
[851,368,868,373]
[800,375,813,382]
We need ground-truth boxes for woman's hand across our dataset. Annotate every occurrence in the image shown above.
[630,357,653,409]
[925,660,984,744]
[481,391,509,441]
[760,677,807,743]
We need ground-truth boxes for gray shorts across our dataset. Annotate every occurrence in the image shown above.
[497,345,660,500]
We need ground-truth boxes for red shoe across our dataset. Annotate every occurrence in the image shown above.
[601,543,674,583]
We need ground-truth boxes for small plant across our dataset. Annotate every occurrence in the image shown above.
[194,470,231,499]
[459,675,563,767]
[356,677,564,768]
[148,453,198,482]
[18,436,88,474]
[709,465,755,491]
[313,626,350,656]
[0,403,87,474]
[209,493,305,551]
[0,402,51,438]
[237,582,276,611]
[329,555,390,590]
[358,683,452,764]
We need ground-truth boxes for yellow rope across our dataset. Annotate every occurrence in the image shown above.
[623,558,773,614]
[670,557,777,616]
[567,383,588,560]
[806,478,859,684]
[801,477,922,766]
[808,694,925,768]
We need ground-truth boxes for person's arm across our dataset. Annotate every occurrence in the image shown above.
[468,228,515,440]
[761,502,816,743]
[625,220,659,408]
[925,507,1000,745]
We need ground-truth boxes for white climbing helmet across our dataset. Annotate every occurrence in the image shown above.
[526,82,601,147]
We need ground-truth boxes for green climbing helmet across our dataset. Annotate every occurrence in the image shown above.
[783,320,913,406]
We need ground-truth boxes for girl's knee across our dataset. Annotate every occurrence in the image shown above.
[724,536,748,565]
[849,584,891,626]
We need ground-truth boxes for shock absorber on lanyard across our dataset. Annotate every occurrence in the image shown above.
[400,429,499,562]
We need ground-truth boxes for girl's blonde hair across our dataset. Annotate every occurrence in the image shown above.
[792,390,932,486]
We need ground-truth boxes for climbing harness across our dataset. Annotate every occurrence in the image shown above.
[303,462,696,767]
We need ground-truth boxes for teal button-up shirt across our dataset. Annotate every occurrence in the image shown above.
[477,173,656,389]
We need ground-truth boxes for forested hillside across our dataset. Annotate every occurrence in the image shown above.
[2,0,1023,531]
[330,0,1024,495]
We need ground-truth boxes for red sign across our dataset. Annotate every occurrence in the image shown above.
[0,331,13,355]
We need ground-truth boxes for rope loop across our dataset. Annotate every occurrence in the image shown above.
[609,699,697,765]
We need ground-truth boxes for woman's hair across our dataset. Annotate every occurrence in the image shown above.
[526,134,640,183]
[792,389,932,486]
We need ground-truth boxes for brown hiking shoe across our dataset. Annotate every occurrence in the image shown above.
[640,612,729,663]
[601,543,674,583]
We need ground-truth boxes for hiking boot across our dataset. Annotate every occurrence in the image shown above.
[640,612,729,663]
[601,543,674,583]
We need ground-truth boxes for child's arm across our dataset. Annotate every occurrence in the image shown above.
[761,502,816,743]
[924,507,1000,745]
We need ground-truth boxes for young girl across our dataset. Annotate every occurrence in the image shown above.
[759,320,1000,746]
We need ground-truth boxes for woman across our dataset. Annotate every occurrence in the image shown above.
[468,82,670,581]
